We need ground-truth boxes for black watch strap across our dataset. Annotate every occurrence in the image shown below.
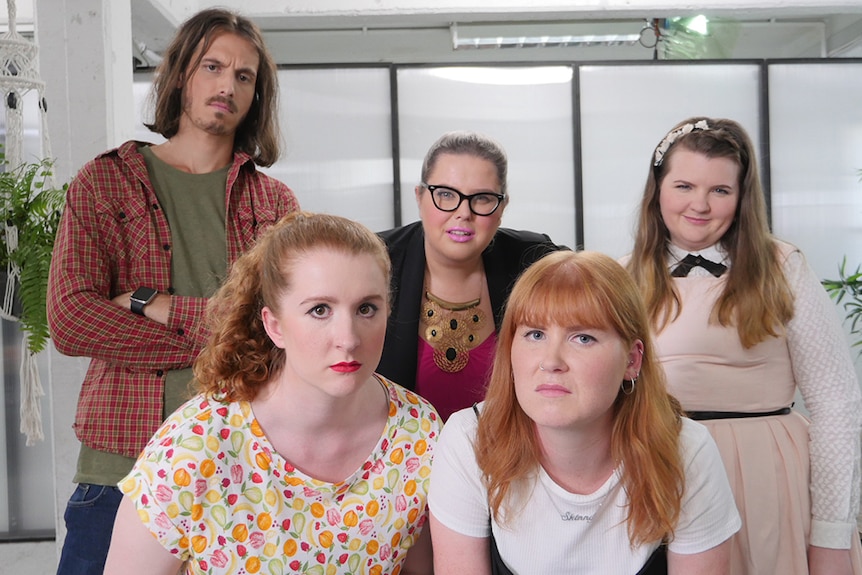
[130,287,158,316]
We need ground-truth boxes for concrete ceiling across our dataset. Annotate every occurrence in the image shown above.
[126,1,862,66]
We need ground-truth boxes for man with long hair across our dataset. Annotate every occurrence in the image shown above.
[47,9,298,574]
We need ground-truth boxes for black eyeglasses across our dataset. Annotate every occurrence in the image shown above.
[421,183,506,216]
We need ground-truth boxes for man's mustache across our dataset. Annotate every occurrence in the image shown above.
[206,95,237,113]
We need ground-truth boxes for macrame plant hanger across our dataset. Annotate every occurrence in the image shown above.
[0,0,54,445]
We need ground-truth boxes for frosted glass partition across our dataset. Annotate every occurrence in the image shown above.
[270,67,393,232]
[134,68,394,232]
[396,66,576,248]
[0,323,7,533]
[579,63,762,258]
[769,62,862,280]
[2,321,54,534]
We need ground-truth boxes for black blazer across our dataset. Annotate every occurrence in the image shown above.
[377,221,563,391]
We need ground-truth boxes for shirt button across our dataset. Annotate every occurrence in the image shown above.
[163,244,170,251]
[176,328,185,336]
[156,369,164,377]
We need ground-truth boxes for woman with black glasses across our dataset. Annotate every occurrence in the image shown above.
[377,131,563,421]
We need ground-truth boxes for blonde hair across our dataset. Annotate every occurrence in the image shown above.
[475,251,685,546]
[627,117,794,347]
[194,212,391,400]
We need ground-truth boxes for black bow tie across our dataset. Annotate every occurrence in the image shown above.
[671,253,727,278]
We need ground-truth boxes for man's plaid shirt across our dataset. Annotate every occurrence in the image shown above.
[47,141,299,458]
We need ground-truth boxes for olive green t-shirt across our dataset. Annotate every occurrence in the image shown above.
[75,146,228,485]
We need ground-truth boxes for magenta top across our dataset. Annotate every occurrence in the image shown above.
[415,333,497,422]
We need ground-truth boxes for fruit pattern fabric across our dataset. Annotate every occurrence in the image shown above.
[120,376,440,575]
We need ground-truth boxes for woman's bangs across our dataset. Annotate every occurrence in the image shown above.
[514,271,611,331]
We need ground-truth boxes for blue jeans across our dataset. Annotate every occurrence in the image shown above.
[56,484,123,575]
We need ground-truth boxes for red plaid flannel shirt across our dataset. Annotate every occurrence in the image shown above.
[47,141,299,458]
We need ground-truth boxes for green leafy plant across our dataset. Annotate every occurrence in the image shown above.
[0,155,67,355]
[822,256,862,352]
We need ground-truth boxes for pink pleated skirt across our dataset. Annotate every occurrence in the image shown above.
[700,411,862,574]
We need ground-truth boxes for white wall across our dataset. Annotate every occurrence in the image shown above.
[33,0,135,564]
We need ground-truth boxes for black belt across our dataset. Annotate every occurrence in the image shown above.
[687,407,791,421]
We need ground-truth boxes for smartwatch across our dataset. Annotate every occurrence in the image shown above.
[130,287,158,316]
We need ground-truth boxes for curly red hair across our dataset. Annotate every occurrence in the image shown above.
[193,212,391,401]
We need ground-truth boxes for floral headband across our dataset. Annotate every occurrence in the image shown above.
[653,119,711,167]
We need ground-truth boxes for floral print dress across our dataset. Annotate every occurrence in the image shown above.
[120,376,440,575]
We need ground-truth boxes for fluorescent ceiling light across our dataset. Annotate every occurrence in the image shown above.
[452,22,642,50]
[427,66,573,86]
[453,33,640,49]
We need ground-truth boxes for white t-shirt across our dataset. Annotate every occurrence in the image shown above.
[429,408,741,574]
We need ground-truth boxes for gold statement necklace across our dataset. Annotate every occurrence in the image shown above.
[420,289,487,373]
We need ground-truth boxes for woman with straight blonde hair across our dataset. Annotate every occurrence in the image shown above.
[430,250,740,575]
[626,116,862,574]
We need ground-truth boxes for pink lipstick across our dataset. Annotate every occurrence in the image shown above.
[446,227,474,243]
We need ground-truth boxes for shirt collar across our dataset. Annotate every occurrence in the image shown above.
[667,243,729,267]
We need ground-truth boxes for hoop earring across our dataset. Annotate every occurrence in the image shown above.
[621,376,637,395]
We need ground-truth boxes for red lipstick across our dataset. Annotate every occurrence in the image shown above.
[331,362,361,373]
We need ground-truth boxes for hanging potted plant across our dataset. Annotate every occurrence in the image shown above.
[0,153,67,356]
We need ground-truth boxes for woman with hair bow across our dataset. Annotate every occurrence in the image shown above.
[625,117,862,574]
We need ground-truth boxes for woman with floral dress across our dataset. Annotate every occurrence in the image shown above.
[105,212,440,575]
